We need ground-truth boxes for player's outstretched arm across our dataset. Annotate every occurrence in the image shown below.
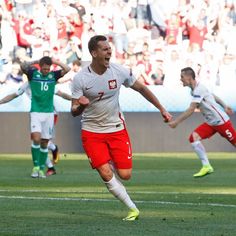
[55,90,72,101]
[0,93,18,105]
[71,96,89,117]
[168,102,197,128]
[131,80,172,122]
[214,94,233,115]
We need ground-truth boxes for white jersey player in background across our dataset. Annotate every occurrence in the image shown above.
[169,67,236,177]
[71,35,172,221]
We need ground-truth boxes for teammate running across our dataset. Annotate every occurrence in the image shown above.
[168,67,236,177]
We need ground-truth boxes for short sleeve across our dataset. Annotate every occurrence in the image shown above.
[114,64,137,88]
[192,85,206,103]
[71,72,83,99]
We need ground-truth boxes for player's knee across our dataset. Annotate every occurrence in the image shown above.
[97,164,114,181]
[120,174,131,181]
[117,170,132,180]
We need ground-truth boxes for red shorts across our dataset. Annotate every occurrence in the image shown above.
[193,120,236,145]
[81,129,132,169]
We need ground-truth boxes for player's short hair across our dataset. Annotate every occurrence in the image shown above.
[181,67,196,80]
[72,59,81,67]
[88,35,107,54]
[39,56,52,67]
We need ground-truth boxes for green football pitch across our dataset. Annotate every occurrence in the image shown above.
[0,153,236,236]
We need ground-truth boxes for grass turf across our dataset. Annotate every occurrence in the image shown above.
[0,153,236,236]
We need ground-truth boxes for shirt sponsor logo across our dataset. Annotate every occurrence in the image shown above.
[108,80,117,89]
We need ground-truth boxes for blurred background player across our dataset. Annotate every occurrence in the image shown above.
[19,56,70,178]
[46,88,72,176]
[0,81,71,177]
[168,67,236,177]
[71,35,172,221]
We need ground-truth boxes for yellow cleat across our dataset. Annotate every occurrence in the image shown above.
[123,208,139,221]
[31,166,39,178]
[193,165,214,177]
[38,170,46,178]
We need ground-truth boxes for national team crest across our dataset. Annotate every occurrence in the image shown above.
[108,80,117,89]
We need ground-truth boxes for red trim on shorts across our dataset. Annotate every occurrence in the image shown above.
[54,114,58,125]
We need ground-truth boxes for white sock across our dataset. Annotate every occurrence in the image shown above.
[191,141,210,166]
[105,175,137,210]
[46,156,54,168]
[48,141,56,151]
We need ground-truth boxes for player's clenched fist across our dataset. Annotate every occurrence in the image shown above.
[71,96,90,117]
[78,96,90,106]
[161,111,172,123]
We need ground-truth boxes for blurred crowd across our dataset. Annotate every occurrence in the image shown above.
[0,0,236,91]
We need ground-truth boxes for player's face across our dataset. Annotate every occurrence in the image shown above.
[180,72,191,87]
[94,40,112,68]
[40,64,51,76]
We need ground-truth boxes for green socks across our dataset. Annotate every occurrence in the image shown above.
[31,144,40,167]
[39,148,48,171]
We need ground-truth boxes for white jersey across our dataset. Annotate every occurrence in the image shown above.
[191,82,229,126]
[72,63,137,133]
[16,81,30,96]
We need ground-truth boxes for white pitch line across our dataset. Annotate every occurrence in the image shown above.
[0,189,236,195]
[0,195,236,209]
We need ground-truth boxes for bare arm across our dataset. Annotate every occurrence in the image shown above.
[55,90,72,101]
[214,94,233,115]
[71,96,89,117]
[131,80,172,122]
[20,60,39,74]
[52,58,70,77]
[57,73,72,84]
[168,102,198,128]
[0,93,18,105]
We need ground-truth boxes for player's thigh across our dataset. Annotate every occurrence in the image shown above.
[215,120,236,145]
[81,130,111,169]
[41,113,54,140]
[193,123,216,140]
[30,112,42,134]
[108,129,132,170]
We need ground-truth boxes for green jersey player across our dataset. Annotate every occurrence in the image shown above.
[20,56,70,178]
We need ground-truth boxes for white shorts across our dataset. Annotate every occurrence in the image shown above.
[30,112,54,139]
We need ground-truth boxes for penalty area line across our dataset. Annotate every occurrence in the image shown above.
[0,195,236,209]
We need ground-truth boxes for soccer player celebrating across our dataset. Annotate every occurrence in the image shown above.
[71,35,172,220]
[168,67,236,177]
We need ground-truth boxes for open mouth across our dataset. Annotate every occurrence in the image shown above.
[105,57,110,62]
